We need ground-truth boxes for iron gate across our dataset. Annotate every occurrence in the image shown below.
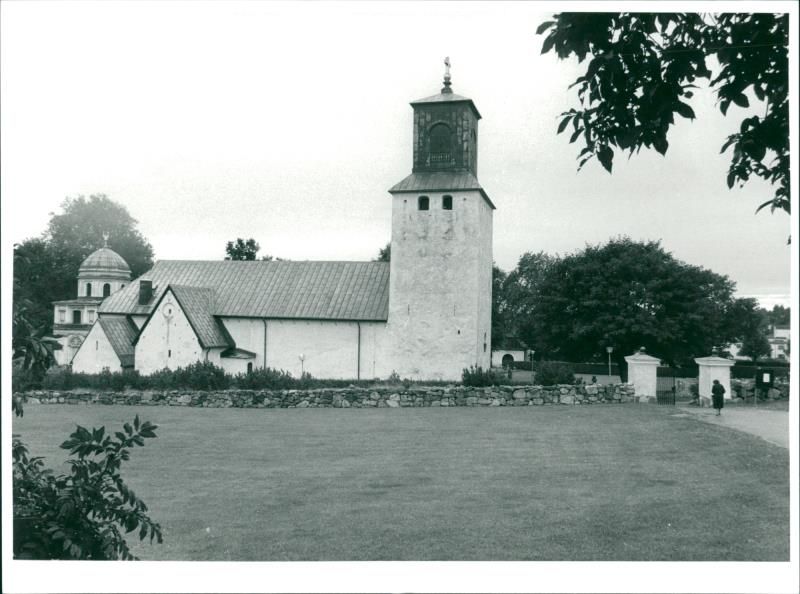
[656,367,677,405]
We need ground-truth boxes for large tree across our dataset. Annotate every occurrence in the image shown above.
[538,13,789,215]
[498,252,558,351]
[529,238,742,373]
[13,195,154,336]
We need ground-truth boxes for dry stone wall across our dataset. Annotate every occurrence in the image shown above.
[21,383,636,409]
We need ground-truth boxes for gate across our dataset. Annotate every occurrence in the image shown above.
[656,367,677,405]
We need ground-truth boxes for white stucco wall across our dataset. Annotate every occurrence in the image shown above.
[254,319,386,380]
[54,303,99,326]
[491,349,526,367]
[135,291,205,375]
[71,322,123,373]
[382,190,492,380]
[54,335,85,366]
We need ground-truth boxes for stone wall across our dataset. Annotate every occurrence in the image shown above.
[731,378,790,400]
[20,383,636,409]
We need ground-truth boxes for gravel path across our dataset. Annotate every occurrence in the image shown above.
[675,404,789,449]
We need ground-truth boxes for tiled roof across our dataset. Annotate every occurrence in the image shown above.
[169,285,232,348]
[389,172,495,209]
[98,316,138,368]
[100,260,390,322]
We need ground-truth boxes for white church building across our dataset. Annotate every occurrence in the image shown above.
[68,68,494,381]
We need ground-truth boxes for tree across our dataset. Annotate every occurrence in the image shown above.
[13,195,154,343]
[728,298,771,361]
[225,238,260,260]
[13,415,162,559]
[499,252,559,352]
[529,238,742,375]
[538,13,789,215]
[491,264,509,347]
[374,242,391,262]
[766,304,790,327]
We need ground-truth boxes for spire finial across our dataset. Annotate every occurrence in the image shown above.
[442,56,452,94]
[102,232,109,247]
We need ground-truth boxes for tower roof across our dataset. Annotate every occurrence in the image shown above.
[410,59,481,118]
[78,246,132,278]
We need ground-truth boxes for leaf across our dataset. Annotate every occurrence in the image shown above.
[123,423,133,435]
[726,171,736,189]
[720,100,731,116]
[541,35,555,55]
[569,127,584,143]
[597,146,613,173]
[653,136,668,155]
[134,415,140,431]
[557,117,571,134]
[674,102,695,120]
[755,198,774,213]
[536,20,555,35]
[732,93,749,108]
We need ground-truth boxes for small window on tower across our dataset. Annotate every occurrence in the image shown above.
[72,310,82,325]
[103,283,111,297]
[418,196,429,211]
[442,195,453,210]
[86,283,92,297]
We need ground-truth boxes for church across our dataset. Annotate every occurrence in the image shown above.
[65,66,494,381]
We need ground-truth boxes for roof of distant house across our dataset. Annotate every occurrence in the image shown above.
[100,260,391,322]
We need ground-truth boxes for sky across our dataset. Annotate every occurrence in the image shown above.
[1,0,795,312]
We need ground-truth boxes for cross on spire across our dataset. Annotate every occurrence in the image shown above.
[102,232,109,247]
[442,56,452,94]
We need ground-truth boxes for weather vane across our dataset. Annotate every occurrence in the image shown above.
[102,232,109,247]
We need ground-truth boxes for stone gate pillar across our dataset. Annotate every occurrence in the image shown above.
[694,352,735,407]
[624,347,660,403]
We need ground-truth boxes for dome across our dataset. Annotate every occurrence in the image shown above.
[78,247,131,280]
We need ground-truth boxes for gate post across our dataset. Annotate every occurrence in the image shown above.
[694,351,735,407]
[624,347,660,403]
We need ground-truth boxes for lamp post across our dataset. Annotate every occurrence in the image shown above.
[606,346,613,379]
[299,353,305,376]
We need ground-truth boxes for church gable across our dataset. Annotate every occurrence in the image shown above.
[71,320,126,373]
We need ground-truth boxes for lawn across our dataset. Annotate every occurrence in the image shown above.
[12,403,789,561]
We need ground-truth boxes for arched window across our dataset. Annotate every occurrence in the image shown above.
[418,196,429,210]
[85,283,92,297]
[429,123,452,164]
[103,283,111,297]
[442,195,453,210]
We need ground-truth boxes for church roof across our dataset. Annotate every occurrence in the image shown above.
[100,260,391,322]
[97,316,138,368]
[168,285,232,348]
[79,247,131,277]
[389,171,495,209]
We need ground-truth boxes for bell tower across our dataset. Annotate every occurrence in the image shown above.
[383,59,494,380]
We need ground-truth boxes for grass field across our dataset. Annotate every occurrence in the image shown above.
[12,403,789,560]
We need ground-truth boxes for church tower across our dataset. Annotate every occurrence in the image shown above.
[384,60,494,380]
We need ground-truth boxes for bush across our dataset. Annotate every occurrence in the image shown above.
[13,415,162,559]
[12,362,41,392]
[462,365,499,387]
[233,367,297,390]
[41,366,75,391]
[534,361,576,386]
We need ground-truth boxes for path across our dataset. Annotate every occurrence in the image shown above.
[675,403,789,449]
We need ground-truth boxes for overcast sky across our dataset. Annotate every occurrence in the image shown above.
[1,1,795,308]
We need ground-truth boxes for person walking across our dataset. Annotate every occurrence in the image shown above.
[711,379,725,415]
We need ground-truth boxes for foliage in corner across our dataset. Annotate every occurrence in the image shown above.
[13,415,162,560]
[462,365,500,387]
[538,13,789,215]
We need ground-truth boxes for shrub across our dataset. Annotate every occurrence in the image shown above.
[233,366,297,390]
[534,361,576,386]
[462,365,499,387]
[41,366,75,391]
[13,415,162,559]
[12,362,41,392]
